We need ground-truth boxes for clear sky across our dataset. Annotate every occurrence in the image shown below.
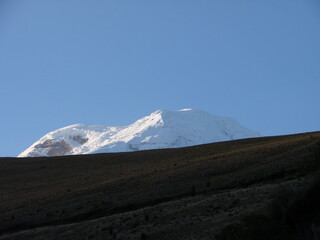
[0,0,319,157]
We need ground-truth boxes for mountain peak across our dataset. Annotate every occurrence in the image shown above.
[18,109,260,157]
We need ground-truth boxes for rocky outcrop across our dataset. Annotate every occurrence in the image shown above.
[35,139,72,156]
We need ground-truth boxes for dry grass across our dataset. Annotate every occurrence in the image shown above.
[0,131,319,239]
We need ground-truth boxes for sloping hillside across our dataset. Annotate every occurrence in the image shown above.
[1,132,320,239]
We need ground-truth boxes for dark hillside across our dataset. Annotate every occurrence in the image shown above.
[0,132,319,239]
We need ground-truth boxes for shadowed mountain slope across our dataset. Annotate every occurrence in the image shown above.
[1,131,320,239]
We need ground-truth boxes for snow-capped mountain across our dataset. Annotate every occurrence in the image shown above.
[18,109,260,157]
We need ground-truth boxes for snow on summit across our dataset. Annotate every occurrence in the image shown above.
[18,109,260,157]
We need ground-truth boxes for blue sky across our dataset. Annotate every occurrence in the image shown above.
[0,0,319,157]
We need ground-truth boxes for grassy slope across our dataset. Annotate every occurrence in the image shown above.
[0,132,319,239]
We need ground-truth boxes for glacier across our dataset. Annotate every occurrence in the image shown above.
[18,109,260,157]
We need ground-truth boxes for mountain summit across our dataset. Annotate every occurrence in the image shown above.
[18,109,260,157]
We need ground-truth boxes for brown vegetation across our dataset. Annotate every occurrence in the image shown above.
[0,131,319,239]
